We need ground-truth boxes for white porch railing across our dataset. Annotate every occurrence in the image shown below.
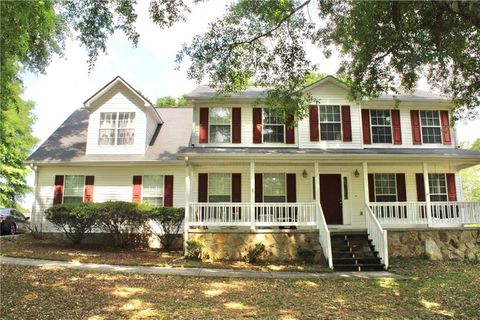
[255,202,317,227]
[365,204,389,269]
[189,203,251,227]
[316,202,333,269]
[189,202,317,227]
[369,201,480,227]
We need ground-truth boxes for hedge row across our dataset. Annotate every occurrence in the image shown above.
[44,201,184,248]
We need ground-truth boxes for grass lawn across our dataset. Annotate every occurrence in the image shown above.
[0,235,330,272]
[1,258,479,319]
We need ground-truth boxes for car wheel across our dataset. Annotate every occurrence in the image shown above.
[9,223,16,235]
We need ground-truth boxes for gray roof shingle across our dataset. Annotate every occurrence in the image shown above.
[28,108,193,163]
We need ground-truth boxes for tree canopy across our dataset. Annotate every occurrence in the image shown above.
[460,138,480,201]
[155,96,189,107]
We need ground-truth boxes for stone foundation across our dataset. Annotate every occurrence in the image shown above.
[188,230,322,261]
[387,228,480,261]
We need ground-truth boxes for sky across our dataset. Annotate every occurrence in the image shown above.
[20,1,479,210]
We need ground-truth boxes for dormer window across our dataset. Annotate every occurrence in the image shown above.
[98,112,135,145]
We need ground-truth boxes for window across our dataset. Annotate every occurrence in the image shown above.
[143,175,164,206]
[208,173,231,202]
[374,174,397,202]
[263,109,284,143]
[370,110,392,143]
[428,174,447,202]
[420,111,442,144]
[63,175,85,204]
[263,173,286,202]
[209,108,231,143]
[319,105,341,140]
[98,112,135,145]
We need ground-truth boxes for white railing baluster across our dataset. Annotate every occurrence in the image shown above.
[316,202,333,269]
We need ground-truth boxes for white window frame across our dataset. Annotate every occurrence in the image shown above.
[208,173,232,203]
[428,173,448,202]
[263,173,287,203]
[420,110,442,144]
[262,109,285,143]
[318,105,342,141]
[208,107,232,143]
[374,173,397,202]
[98,111,136,146]
[370,109,393,144]
[142,175,165,207]
[63,175,85,204]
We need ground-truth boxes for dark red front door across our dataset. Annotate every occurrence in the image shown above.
[320,174,343,224]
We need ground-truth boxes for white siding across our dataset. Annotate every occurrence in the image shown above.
[86,83,149,155]
[32,165,186,231]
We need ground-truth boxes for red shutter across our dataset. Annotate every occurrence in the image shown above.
[232,108,241,143]
[53,175,64,205]
[286,173,297,202]
[198,173,208,202]
[410,110,422,145]
[199,108,209,143]
[396,173,406,202]
[309,105,319,142]
[341,105,352,142]
[132,176,142,203]
[255,173,263,202]
[391,110,402,145]
[252,108,262,143]
[361,109,371,144]
[446,173,457,201]
[368,174,375,202]
[84,176,95,203]
[415,174,426,201]
[232,173,241,202]
[164,175,174,207]
[285,114,295,144]
[440,111,452,145]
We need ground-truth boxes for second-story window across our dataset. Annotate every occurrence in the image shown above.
[263,109,285,143]
[374,173,397,202]
[420,111,442,144]
[319,105,341,140]
[428,174,447,201]
[209,108,231,143]
[98,112,135,145]
[370,110,392,143]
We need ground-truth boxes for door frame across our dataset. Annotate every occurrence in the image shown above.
[316,171,351,226]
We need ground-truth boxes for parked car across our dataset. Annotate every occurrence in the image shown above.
[0,208,30,235]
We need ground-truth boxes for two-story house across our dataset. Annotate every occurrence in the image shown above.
[28,76,480,271]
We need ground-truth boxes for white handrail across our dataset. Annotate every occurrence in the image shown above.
[365,203,389,269]
[316,202,333,269]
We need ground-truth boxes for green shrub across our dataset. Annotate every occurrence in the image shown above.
[244,242,266,263]
[45,203,99,245]
[296,247,316,263]
[148,207,184,250]
[96,201,150,248]
[185,240,209,261]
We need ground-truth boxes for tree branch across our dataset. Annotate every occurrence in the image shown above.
[438,1,480,29]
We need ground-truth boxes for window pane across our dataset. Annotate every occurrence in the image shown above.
[372,126,392,143]
[143,197,163,206]
[210,108,231,124]
[428,174,447,202]
[422,127,442,144]
[143,176,164,197]
[319,106,341,141]
[117,128,135,145]
[263,125,284,143]
[98,129,115,145]
[374,173,397,202]
[208,195,231,203]
[210,125,231,143]
[371,110,392,143]
[264,195,286,203]
[118,112,135,128]
[209,173,231,199]
[64,175,84,197]
[63,197,83,204]
[420,111,442,144]
[263,174,285,197]
[100,112,117,128]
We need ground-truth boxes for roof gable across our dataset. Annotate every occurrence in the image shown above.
[302,75,350,93]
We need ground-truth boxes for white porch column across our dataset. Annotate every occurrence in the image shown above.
[184,159,192,253]
[314,162,320,205]
[423,162,433,227]
[362,162,369,205]
[250,161,255,230]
